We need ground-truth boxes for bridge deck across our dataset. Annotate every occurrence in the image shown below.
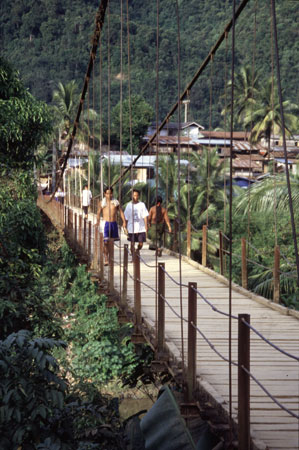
[40,200,299,450]
[111,235,299,450]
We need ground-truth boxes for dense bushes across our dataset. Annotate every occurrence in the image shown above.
[0,59,135,449]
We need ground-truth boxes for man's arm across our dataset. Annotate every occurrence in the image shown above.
[143,203,149,233]
[164,210,172,233]
[119,206,127,232]
[144,216,148,233]
[123,205,129,231]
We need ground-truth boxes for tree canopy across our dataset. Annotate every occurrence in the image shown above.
[1,0,298,128]
[0,58,52,168]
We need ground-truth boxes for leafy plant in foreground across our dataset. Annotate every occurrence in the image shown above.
[0,330,67,449]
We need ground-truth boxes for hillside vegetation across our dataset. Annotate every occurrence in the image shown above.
[1,0,298,127]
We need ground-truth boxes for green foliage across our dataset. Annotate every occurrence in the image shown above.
[111,94,154,153]
[243,78,298,146]
[0,329,127,449]
[0,170,62,339]
[0,58,52,168]
[60,265,138,384]
[1,0,298,128]
[223,191,299,307]
[0,330,67,449]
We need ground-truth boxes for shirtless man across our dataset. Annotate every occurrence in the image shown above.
[96,187,126,265]
[148,196,172,257]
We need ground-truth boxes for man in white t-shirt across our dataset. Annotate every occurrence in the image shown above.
[82,185,92,219]
[124,189,149,255]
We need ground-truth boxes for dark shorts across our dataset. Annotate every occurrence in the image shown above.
[128,232,146,243]
[83,205,88,215]
[104,221,119,241]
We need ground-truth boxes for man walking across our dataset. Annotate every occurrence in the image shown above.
[96,187,126,266]
[124,189,149,256]
[148,195,172,257]
[82,185,92,219]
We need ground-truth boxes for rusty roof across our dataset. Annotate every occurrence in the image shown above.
[201,131,250,139]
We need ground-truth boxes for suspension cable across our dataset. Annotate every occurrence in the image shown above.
[154,0,160,333]
[175,0,185,387]
[51,0,109,199]
[118,0,124,294]
[270,0,299,286]
[107,2,111,191]
[269,0,278,248]
[228,0,237,434]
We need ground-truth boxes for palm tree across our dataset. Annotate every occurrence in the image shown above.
[52,80,99,142]
[244,78,298,151]
[235,171,299,215]
[222,65,259,127]
[189,149,229,228]
[158,154,179,206]
[234,172,299,303]
[53,80,78,138]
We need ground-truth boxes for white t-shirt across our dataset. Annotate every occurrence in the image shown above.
[82,189,92,206]
[124,201,149,233]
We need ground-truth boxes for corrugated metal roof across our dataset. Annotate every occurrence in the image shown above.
[233,159,262,169]
[275,158,298,164]
[272,150,299,158]
[146,135,198,146]
[201,130,249,139]
[236,153,265,161]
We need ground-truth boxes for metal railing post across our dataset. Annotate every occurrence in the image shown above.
[273,245,280,303]
[83,218,87,250]
[93,225,99,269]
[187,282,197,402]
[157,263,165,354]
[88,221,92,258]
[69,209,73,241]
[134,250,141,327]
[66,206,70,231]
[99,232,104,282]
[187,219,191,258]
[60,202,64,227]
[108,238,114,292]
[238,313,250,450]
[79,215,82,246]
[219,230,224,275]
[241,237,248,290]
[202,224,207,267]
[122,244,128,304]
[74,213,77,244]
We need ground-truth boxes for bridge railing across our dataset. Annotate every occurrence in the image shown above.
[168,221,296,306]
[38,196,299,449]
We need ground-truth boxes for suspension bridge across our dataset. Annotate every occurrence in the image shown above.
[41,0,299,448]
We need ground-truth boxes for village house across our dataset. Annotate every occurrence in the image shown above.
[144,123,269,178]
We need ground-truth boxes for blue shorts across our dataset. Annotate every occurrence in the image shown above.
[104,221,119,242]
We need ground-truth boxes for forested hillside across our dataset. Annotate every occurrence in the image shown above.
[1,0,298,128]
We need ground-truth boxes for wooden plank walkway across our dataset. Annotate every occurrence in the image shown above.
[40,200,299,450]
[110,235,299,450]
